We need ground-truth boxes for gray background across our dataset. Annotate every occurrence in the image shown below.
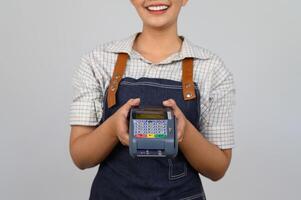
[0,0,300,199]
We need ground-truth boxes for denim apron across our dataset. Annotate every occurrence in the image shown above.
[89,53,206,200]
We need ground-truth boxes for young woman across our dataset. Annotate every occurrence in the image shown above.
[69,0,235,199]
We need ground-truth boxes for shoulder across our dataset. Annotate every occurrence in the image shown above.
[75,38,124,83]
[73,38,123,90]
[79,39,119,65]
[188,41,235,103]
[192,42,231,74]
[191,42,234,85]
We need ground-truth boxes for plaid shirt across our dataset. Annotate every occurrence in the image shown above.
[69,32,236,149]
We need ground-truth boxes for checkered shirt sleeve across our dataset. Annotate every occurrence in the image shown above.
[198,56,236,149]
[69,53,103,126]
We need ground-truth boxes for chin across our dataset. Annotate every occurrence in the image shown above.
[144,20,172,29]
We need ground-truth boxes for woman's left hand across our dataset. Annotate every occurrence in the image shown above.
[162,99,188,143]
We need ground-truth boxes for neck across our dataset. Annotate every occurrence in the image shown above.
[133,24,183,56]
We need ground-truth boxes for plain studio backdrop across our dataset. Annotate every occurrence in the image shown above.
[0,0,300,199]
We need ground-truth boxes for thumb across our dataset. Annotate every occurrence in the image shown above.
[123,98,140,112]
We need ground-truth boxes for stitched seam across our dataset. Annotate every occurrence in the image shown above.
[120,81,183,89]
[168,158,187,180]
[201,192,206,200]
[179,192,204,200]
[120,81,199,89]
[121,80,182,87]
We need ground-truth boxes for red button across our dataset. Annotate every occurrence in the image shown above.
[136,134,145,138]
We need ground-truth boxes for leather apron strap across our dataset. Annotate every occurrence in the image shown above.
[107,53,196,108]
[107,53,129,108]
[181,57,196,100]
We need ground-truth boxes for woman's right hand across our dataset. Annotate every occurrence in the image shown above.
[110,98,140,146]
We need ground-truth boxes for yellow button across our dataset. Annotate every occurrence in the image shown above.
[147,134,155,138]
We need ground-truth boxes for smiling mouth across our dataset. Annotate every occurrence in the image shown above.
[145,4,170,14]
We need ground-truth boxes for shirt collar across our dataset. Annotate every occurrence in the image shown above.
[104,32,211,63]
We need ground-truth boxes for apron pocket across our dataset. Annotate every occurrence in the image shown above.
[168,158,187,180]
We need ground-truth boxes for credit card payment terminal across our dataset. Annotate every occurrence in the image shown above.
[129,107,178,158]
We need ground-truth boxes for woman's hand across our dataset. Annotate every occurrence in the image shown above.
[162,99,188,143]
[111,98,140,146]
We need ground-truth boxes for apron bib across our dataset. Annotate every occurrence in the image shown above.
[89,53,206,200]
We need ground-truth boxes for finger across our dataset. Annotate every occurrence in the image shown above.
[119,130,129,145]
[162,99,182,117]
[175,116,185,142]
[127,98,140,107]
[177,126,184,143]
[121,137,129,146]
[163,99,186,143]
[118,135,129,146]
[124,138,129,146]
[117,136,126,145]
[122,98,140,114]
[176,124,183,140]
[123,133,129,145]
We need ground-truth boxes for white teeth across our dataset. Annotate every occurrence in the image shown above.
[147,5,169,11]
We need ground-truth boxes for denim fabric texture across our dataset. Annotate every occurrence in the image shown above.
[89,77,206,200]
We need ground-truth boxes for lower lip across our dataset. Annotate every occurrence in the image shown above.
[146,8,169,15]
